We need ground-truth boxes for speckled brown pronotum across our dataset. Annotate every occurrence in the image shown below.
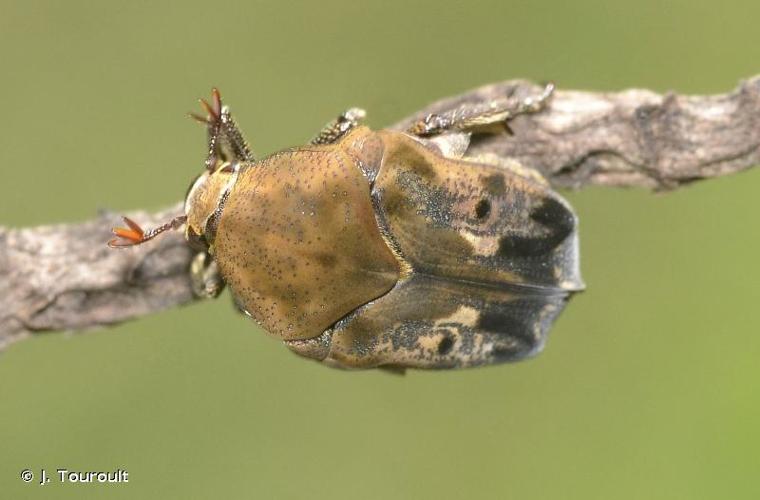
[109,87,583,370]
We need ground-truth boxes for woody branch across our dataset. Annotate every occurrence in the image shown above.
[1,77,759,350]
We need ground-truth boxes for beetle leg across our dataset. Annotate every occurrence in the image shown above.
[190,252,225,299]
[311,107,367,145]
[191,88,255,170]
[407,82,555,137]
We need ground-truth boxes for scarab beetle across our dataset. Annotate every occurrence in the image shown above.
[110,87,583,370]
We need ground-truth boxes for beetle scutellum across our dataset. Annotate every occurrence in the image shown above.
[109,86,583,370]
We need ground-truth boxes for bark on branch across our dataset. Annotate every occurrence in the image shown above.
[2,77,759,350]
[393,77,760,189]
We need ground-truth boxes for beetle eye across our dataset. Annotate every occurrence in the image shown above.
[186,226,209,252]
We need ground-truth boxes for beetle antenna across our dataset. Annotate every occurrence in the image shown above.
[191,91,223,171]
[108,215,187,248]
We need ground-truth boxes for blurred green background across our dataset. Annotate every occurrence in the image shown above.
[1,1,759,498]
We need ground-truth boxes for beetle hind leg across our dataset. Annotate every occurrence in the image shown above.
[407,82,555,137]
[190,252,225,299]
[311,107,367,144]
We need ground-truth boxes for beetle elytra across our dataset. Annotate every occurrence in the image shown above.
[110,87,583,370]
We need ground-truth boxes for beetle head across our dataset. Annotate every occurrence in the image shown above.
[109,161,236,250]
[109,88,244,250]
[183,161,236,251]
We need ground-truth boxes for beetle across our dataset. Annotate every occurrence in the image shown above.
[109,86,583,370]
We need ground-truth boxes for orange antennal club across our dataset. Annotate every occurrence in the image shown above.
[198,88,222,121]
[108,215,187,248]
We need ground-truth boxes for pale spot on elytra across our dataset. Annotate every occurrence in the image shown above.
[460,231,499,256]
[434,305,480,328]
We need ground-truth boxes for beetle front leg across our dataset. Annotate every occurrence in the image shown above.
[311,107,367,144]
[407,82,555,137]
[191,88,255,169]
[190,252,225,299]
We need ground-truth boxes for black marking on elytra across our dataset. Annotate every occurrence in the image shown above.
[531,197,575,232]
[497,198,575,258]
[478,308,534,342]
[497,233,552,257]
[479,309,521,334]
[474,199,491,219]
[437,335,454,355]
[477,307,537,359]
